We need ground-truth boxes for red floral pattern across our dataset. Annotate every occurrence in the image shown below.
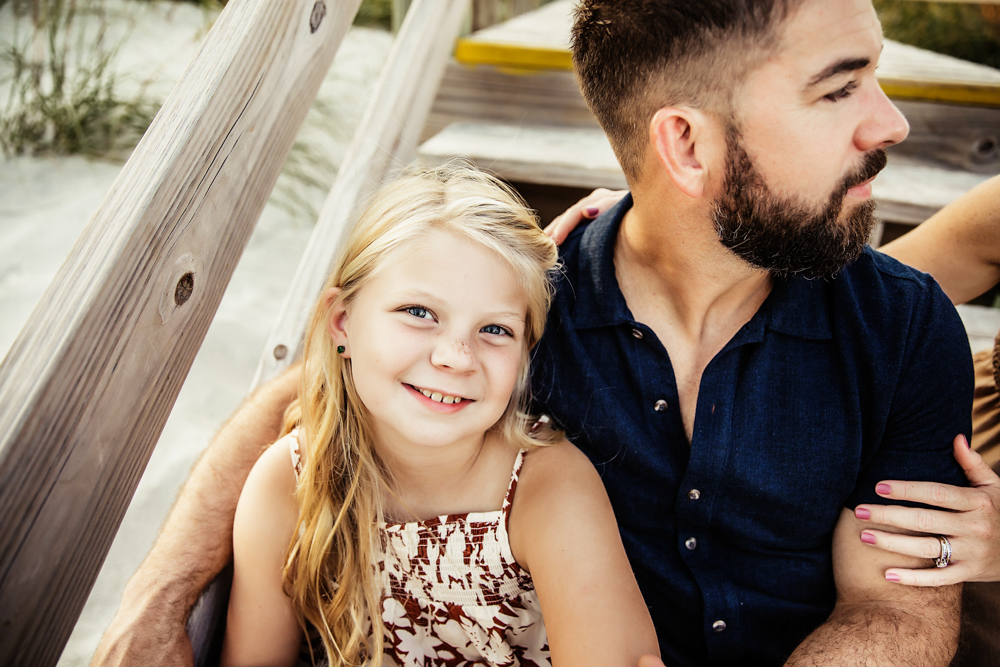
[290,437,549,667]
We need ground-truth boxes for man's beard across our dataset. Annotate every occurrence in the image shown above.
[712,127,887,280]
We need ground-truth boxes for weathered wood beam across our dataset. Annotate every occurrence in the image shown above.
[253,0,471,387]
[0,0,362,663]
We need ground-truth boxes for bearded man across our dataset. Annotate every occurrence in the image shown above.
[527,0,970,665]
[93,1,972,666]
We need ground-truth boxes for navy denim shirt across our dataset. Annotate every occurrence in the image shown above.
[530,196,972,667]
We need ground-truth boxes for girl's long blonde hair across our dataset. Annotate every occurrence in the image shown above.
[281,164,560,666]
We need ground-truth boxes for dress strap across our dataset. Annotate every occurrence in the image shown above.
[501,449,527,531]
[289,428,302,483]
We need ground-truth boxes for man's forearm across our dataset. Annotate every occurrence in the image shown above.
[785,589,961,667]
[91,366,298,666]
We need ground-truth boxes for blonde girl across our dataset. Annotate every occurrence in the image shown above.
[221,165,658,667]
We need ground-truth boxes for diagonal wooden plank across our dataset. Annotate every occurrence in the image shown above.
[0,0,362,663]
[252,0,471,388]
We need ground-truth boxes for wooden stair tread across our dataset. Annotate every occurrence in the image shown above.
[454,0,1000,106]
[418,121,993,224]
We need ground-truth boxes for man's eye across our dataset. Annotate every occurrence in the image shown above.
[824,81,858,102]
[405,306,434,320]
[482,324,512,337]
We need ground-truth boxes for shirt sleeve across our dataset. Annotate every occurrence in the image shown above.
[845,279,973,509]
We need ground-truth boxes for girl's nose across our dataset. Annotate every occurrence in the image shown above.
[430,337,476,372]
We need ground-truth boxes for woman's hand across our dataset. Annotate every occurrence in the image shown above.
[544,188,627,245]
[855,434,1000,585]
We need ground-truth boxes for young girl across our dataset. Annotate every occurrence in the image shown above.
[220,165,659,667]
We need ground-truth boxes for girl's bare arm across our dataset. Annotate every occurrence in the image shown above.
[509,442,660,666]
[221,435,303,667]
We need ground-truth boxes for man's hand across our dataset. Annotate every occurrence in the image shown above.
[544,188,627,244]
[855,434,1000,585]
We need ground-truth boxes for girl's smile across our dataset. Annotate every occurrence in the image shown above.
[404,383,474,413]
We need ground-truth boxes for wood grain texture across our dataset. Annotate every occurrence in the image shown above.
[0,0,361,663]
[252,0,470,387]
[424,61,596,141]
[417,121,993,224]
[892,99,1000,173]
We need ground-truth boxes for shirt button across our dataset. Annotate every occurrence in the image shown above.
[685,537,697,551]
[687,489,701,501]
[713,620,727,633]
[654,399,668,412]
[632,328,644,340]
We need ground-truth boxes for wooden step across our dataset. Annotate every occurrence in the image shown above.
[417,121,993,226]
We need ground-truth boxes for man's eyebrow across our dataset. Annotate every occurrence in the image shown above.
[807,57,871,86]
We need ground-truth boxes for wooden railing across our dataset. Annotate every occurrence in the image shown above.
[0,0,474,663]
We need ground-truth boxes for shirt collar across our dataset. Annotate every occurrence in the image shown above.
[571,193,832,341]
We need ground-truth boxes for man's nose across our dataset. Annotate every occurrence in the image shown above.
[430,336,476,371]
[856,84,910,151]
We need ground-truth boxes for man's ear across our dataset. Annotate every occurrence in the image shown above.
[323,287,350,357]
[649,107,720,199]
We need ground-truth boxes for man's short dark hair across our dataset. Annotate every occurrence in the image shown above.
[572,0,803,183]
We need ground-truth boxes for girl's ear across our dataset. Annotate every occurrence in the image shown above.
[323,288,350,358]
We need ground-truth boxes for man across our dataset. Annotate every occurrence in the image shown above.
[93,1,972,665]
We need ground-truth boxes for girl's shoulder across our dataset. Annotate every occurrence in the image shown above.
[510,440,609,532]
[517,440,602,496]
[241,431,302,512]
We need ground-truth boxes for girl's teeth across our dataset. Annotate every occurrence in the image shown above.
[416,386,463,404]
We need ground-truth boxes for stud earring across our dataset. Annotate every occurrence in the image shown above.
[337,345,345,354]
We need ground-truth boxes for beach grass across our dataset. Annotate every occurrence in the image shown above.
[0,0,156,158]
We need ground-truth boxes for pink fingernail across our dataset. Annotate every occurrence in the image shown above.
[861,532,877,545]
[855,507,871,520]
[585,207,599,217]
[962,434,970,448]
[876,483,892,495]
[885,572,901,582]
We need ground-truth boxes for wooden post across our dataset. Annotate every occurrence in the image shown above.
[0,0,362,663]
[253,0,471,387]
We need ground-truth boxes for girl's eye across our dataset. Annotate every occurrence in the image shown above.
[404,306,434,320]
[824,81,858,102]
[482,324,513,337]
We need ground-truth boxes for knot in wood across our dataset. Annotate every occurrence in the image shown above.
[973,136,999,164]
[174,272,194,307]
[309,1,326,33]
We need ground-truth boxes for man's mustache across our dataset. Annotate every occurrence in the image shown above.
[842,148,888,192]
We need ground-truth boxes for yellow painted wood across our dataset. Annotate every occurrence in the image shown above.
[454,39,572,71]
[880,79,1000,106]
